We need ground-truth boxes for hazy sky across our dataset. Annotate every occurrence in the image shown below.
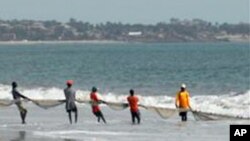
[0,0,249,24]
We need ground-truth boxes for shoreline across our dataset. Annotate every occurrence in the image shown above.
[0,39,249,45]
[0,40,125,45]
[1,105,246,141]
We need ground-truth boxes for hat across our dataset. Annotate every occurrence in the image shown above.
[66,80,74,85]
[181,83,186,88]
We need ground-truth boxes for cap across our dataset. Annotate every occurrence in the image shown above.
[66,80,74,85]
[181,83,186,88]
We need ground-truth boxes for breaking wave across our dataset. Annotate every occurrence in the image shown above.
[0,84,249,118]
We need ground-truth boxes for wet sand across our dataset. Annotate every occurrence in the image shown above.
[0,104,249,141]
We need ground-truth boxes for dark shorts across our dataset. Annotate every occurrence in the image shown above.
[67,106,77,113]
[66,102,77,112]
[93,111,103,117]
[131,111,140,116]
[179,111,187,116]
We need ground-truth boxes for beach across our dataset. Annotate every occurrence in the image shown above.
[0,40,125,46]
[0,104,249,141]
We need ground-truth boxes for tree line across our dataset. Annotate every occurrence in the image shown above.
[0,18,249,42]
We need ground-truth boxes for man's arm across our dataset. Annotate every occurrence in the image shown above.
[175,93,179,108]
[187,92,192,109]
[16,91,30,100]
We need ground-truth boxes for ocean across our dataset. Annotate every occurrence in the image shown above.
[0,42,249,141]
[0,42,249,95]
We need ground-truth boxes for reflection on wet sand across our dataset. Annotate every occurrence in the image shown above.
[11,131,26,141]
[7,130,77,141]
[64,139,77,141]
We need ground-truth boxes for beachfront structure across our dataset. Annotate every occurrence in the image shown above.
[128,31,142,36]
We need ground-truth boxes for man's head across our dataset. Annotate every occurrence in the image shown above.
[92,87,97,92]
[66,80,74,87]
[180,83,186,91]
[129,89,134,96]
[12,81,18,88]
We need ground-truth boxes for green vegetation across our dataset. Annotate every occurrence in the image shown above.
[0,18,249,42]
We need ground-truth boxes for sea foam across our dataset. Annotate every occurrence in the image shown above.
[0,84,249,118]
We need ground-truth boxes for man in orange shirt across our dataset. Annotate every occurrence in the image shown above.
[127,89,140,124]
[175,84,191,122]
[90,87,106,123]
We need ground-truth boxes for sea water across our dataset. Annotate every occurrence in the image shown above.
[0,42,249,95]
[0,42,249,141]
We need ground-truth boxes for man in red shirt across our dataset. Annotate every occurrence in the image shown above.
[90,87,106,123]
[127,89,140,124]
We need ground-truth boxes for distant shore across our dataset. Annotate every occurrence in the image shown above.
[0,38,249,45]
[0,40,126,45]
[1,19,249,45]
[215,34,250,43]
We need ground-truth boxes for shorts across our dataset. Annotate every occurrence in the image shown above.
[66,102,77,112]
[67,107,77,113]
[16,102,27,113]
[93,111,103,117]
[179,111,187,117]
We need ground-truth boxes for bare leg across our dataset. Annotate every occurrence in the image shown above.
[97,116,100,122]
[131,112,135,124]
[99,112,106,123]
[20,110,27,124]
[68,111,72,124]
[135,112,140,124]
[20,111,25,124]
[74,109,78,123]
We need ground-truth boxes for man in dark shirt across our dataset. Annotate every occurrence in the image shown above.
[11,82,29,124]
[64,80,78,124]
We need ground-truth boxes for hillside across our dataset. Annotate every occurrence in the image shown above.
[0,18,249,42]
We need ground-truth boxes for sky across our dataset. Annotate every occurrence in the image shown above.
[0,0,249,24]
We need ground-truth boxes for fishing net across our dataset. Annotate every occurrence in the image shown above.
[31,99,65,109]
[0,99,15,107]
[76,99,91,104]
[105,102,129,110]
[142,106,178,119]
[191,110,250,121]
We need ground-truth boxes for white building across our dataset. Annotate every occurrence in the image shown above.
[128,31,142,36]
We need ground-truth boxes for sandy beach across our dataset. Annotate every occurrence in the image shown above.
[0,104,249,141]
[0,40,125,45]
[0,38,249,46]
